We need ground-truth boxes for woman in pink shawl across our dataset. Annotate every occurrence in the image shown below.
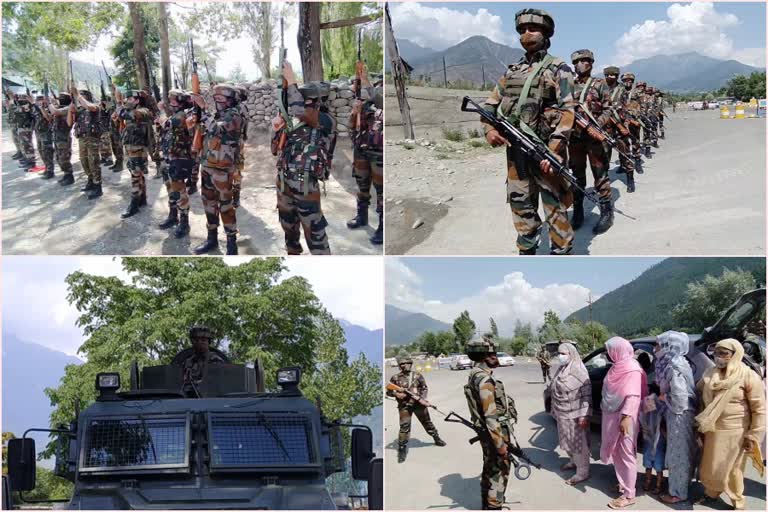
[601,336,647,509]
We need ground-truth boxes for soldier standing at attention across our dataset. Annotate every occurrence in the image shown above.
[6,92,23,160]
[465,336,518,510]
[33,92,56,180]
[16,91,37,172]
[569,49,614,234]
[621,73,644,167]
[98,96,115,168]
[537,345,552,384]
[232,85,249,209]
[181,325,227,395]
[386,356,446,463]
[50,92,75,186]
[70,87,104,199]
[603,66,636,193]
[116,89,154,218]
[347,61,384,245]
[481,9,576,255]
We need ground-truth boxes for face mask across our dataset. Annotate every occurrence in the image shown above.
[520,32,545,52]
[558,354,569,364]
[575,62,591,75]
[714,357,729,369]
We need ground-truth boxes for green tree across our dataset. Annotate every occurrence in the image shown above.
[109,3,160,89]
[489,317,499,338]
[42,258,380,457]
[2,432,15,476]
[538,310,566,343]
[572,321,611,355]
[228,62,247,83]
[673,268,758,331]
[453,311,476,346]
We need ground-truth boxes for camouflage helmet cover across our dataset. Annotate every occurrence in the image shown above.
[299,81,322,100]
[465,336,497,355]
[621,73,636,81]
[396,355,413,365]
[168,89,191,103]
[515,8,555,38]
[603,66,620,76]
[571,49,594,63]
[189,325,214,340]
[636,81,647,88]
[212,83,238,99]
[372,86,383,109]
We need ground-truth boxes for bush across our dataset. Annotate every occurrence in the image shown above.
[442,127,465,142]
[468,139,485,148]
[467,128,481,138]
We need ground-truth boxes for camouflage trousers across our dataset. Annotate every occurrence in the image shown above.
[162,158,193,212]
[233,161,243,207]
[480,437,511,510]
[54,139,73,176]
[353,149,384,214]
[612,136,635,177]
[201,165,237,235]
[397,404,438,445]
[629,124,642,158]
[19,127,35,161]
[110,129,123,160]
[126,152,148,199]
[569,137,611,205]
[505,146,573,255]
[11,124,21,152]
[78,135,102,184]
[276,170,331,255]
[35,132,55,171]
[99,132,113,160]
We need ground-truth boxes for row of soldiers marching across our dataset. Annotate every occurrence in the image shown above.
[2,39,384,254]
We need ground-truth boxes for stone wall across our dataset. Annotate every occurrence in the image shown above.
[203,78,365,137]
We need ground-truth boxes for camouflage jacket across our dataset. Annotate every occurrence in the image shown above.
[118,106,153,148]
[164,108,194,160]
[387,370,428,408]
[15,102,35,129]
[572,75,612,131]
[33,105,54,141]
[74,105,102,138]
[201,105,244,170]
[351,91,383,155]
[7,102,18,126]
[50,106,72,144]
[182,350,228,385]
[467,363,515,449]
[482,49,576,154]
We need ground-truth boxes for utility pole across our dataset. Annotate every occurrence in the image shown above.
[442,56,447,87]
[384,3,414,139]
[481,64,485,90]
[587,292,594,323]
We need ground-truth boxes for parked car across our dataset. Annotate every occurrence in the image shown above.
[450,354,473,370]
[543,288,766,423]
[497,352,516,367]
[437,356,453,370]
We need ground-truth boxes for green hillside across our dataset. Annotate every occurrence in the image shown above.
[566,258,766,336]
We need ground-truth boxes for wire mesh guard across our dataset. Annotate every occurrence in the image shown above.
[210,415,315,466]
[82,417,187,469]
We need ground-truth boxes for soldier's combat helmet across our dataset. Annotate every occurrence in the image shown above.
[604,66,620,76]
[396,355,413,365]
[57,92,72,107]
[299,81,322,103]
[168,89,192,110]
[212,83,238,107]
[515,9,555,38]
[189,324,214,340]
[570,49,594,63]
[621,72,636,82]
[233,85,249,103]
[465,335,497,361]
[78,89,94,102]
[124,89,148,107]
[372,86,383,110]
[635,81,647,88]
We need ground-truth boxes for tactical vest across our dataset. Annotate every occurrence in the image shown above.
[498,54,562,127]
[99,107,112,132]
[168,110,193,160]
[355,103,383,153]
[52,114,71,144]
[464,367,518,433]
[15,104,34,129]
[203,106,243,170]
[279,113,334,183]
[33,107,53,140]
[120,107,152,147]
[74,107,101,138]
[7,104,18,125]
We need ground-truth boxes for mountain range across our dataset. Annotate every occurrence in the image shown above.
[385,305,452,346]
[566,258,766,336]
[395,36,763,92]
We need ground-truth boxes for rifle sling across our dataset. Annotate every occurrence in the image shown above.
[510,54,553,146]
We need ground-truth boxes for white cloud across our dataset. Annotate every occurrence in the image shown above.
[390,2,511,51]
[386,260,594,336]
[612,2,765,67]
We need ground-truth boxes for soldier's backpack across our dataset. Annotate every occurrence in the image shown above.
[357,106,383,152]
[463,369,518,433]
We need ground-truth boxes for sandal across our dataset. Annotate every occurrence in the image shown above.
[643,478,652,492]
[560,462,577,472]
[660,494,686,504]
[652,484,663,495]
[565,475,590,486]
[608,497,636,509]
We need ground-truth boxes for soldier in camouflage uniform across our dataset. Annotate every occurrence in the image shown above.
[15,92,37,171]
[70,87,104,199]
[49,92,75,186]
[386,356,446,463]
[633,81,656,152]
[536,345,552,383]
[348,62,384,245]
[180,325,227,396]
[98,98,114,167]
[232,85,249,209]
[272,61,335,256]
[603,66,636,192]
[465,336,518,510]
[570,49,613,234]
[33,93,56,179]
[5,92,23,160]
[108,97,124,172]
[191,83,245,255]
[116,89,154,218]
[655,91,666,139]
[621,73,645,166]
[157,90,195,238]
[481,9,576,255]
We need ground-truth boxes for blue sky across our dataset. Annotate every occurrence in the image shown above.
[386,257,664,334]
[391,2,766,68]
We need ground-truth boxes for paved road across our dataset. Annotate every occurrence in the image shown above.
[1,127,381,255]
[385,86,765,255]
[384,362,766,510]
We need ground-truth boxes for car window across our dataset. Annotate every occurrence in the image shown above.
[722,302,756,330]
[585,352,611,370]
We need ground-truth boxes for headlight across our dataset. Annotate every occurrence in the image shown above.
[276,367,301,386]
[96,372,120,391]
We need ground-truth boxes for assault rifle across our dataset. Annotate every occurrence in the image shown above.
[24,79,31,98]
[354,28,363,133]
[189,37,204,155]
[101,61,116,107]
[385,383,446,411]
[146,56,161,104]
[203,60,214,87]
[461,96,636,220]
[98,71,107,103]
[574,107,634,162]
[275,17,291,149]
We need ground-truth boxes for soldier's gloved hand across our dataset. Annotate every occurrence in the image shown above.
[485,129,509,147]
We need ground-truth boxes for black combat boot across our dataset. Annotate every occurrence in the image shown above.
[627,173,636,193]
[634,157,643,174]
[397,443,408,463]
[11,150,23,160]
[233,189,241,209]
[111,159,124,172]
[226,234,238,255]
[645,144,652,158]
[159,206,178,229]
[58,174,74,186]
[660,128,665,140]
[370,214,383,245]
[186,178,197,195]
[570,192,584,231]
[41,165,55,179]
[519,246,538,255]
[104,156,114,167]
[615,166,625,174]
[19,158,35,171]
[593,202,614,234]
[121,197,140,218]
[87,182,103,200]
[139,192,148,207]
[175,212,190,238]
[81,179,95,192]
[346,202,369,229]
[432,434,447,447]
[194,229,219,254]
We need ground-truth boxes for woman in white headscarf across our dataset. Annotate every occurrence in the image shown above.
[550,341,592,485]
[695,338,765,510]
[656,331,697,504]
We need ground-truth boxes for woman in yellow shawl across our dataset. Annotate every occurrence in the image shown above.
[695,338,765,510]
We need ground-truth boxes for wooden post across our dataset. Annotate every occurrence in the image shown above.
[298,3,323,82]
[158,2,171,103]
[481,64,485,90]
[442,56,447,87]
[385,3,414,139]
